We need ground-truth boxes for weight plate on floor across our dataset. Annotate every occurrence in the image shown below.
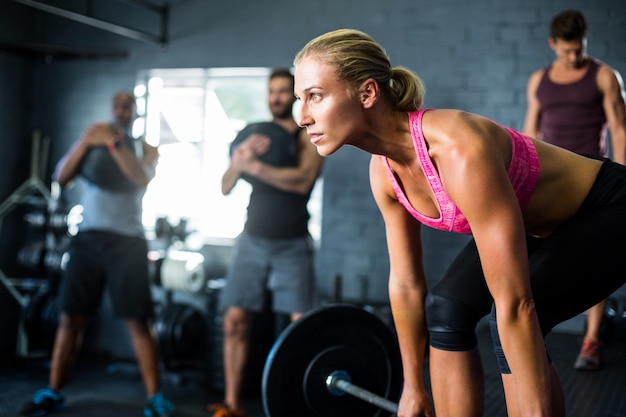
[262,303,402,417]
[170,304,206,359]
[303,345,387,416]
[156,303,207,366]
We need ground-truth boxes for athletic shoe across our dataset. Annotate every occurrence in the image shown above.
[573,339,603,371]
[207,402,246,417]
[20,388,66,416]
[144,392,176,417]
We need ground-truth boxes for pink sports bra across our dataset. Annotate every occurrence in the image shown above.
[382,109,540,234]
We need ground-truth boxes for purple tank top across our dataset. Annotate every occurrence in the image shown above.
[382,109,540,234]
[536,58,608,156]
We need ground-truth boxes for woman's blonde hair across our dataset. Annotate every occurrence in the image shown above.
[294,28,425,112]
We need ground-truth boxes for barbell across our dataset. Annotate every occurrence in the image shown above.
[262,303,402,417]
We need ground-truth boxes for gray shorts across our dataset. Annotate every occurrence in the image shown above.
[221,230,317,314]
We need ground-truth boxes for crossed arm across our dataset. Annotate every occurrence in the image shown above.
[221,128,323,195]
[54,122,158,188]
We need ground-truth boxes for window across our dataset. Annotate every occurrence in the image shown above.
[134,68,322,245]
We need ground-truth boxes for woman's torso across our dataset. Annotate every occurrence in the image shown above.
[382,109,602,238]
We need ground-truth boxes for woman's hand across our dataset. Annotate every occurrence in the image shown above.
[397,387,434,417]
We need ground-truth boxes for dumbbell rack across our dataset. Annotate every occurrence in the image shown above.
[0,130,57,356]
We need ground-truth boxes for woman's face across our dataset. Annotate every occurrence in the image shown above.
[294,56,365,156]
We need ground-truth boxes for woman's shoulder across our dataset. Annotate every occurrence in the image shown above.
[422,108,489,129]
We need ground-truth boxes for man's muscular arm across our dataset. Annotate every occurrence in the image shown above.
[239,129,323,194]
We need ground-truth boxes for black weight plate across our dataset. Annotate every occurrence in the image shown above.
[156,303,207,367]
[170,304,206,359]
[303,345,385,416]
[23,290,48,347]
[262,303,402,417]
[41,296,60,349]
[155,304,178,364]
[79,134,137,192]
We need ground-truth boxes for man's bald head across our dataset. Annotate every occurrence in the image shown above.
[112,90,137,130]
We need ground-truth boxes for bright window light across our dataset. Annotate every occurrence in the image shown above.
[135,68,323,244]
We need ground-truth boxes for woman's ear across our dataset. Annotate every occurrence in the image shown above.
[359,78,379,109]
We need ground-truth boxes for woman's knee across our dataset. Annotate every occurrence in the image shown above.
[425,293,482,351]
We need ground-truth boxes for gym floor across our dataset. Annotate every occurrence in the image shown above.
[1,318,625,417]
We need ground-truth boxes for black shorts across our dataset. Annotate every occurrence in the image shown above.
[432,158,626,338]
[59,230,154,320]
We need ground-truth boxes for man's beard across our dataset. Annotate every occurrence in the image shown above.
[271,103,292,120]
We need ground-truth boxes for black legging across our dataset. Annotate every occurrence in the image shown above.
[425,159,626,372]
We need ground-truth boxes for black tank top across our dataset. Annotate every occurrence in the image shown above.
[244,128,312,239]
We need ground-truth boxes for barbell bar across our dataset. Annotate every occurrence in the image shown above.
[326,370,399,414]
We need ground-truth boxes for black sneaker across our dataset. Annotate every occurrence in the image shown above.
[144,392,176,417]
[20,388,66,416]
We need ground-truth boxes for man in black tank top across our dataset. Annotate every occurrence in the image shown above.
[523,9,626,371]
[208,69,324,417]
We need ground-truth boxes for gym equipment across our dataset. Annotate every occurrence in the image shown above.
[0,131,67,356]
[229,122,298,184]
[262,303,402,417]
[159,249,206,293]
[154,217,190,245]
[79,133,136,192]
[23,286,60,352]
[155,302,207,368]
[17,202,74,276]
[23,209,69,235]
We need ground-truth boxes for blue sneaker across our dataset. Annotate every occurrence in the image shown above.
[144,392,176,417]
[20,388,66,416]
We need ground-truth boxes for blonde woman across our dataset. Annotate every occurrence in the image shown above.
[293,28,626,417]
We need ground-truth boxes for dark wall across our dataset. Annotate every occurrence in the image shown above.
[0,0,624,354]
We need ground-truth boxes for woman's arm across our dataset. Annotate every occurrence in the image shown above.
[369,156,433,417]
[434,111,551,416]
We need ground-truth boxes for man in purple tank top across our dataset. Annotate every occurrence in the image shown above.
[523,9,626,371]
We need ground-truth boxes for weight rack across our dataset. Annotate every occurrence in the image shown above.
[0,130,60,356]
